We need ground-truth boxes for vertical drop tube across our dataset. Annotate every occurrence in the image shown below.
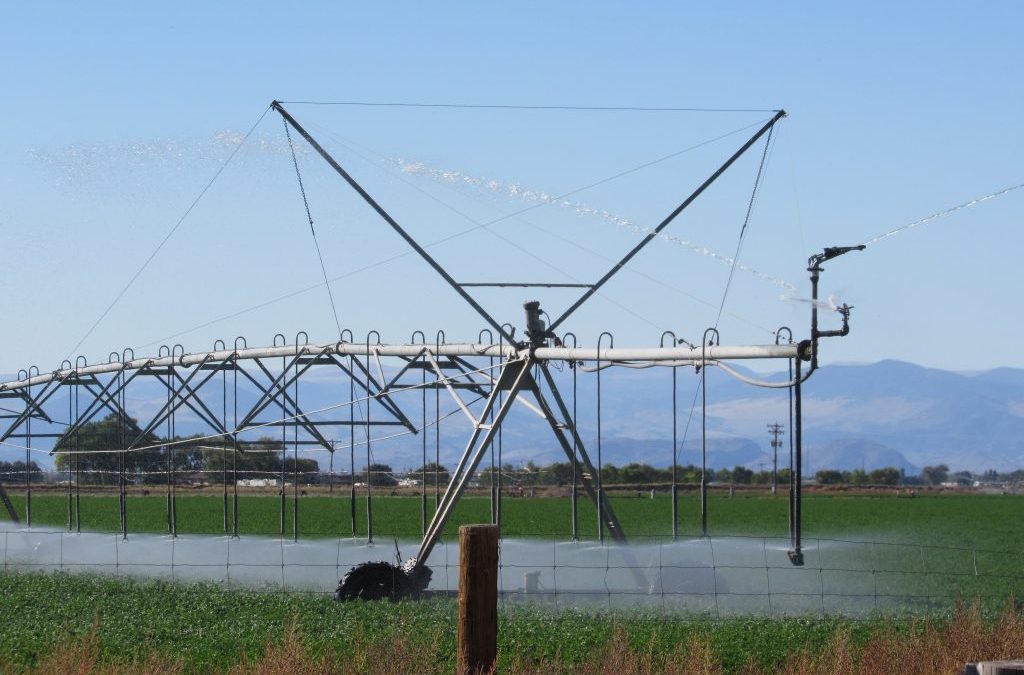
[349,356,356,536]
[571,352,579,541]
[279,352,286,538]
[421,350,427,535]
[232,355,239,538]
[700,368,708,537]
[293,358,299,542]
[222,367,228,534]
[790,358,804,565]
[365,343,373,544]
[25,379,32,526]
[671,363,678,540]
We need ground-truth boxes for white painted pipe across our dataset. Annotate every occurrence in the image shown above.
[0,341,800,391]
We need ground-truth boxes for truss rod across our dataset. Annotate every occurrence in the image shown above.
[271,101,515,345]
[458,282,594,288]
[547,109,787,332]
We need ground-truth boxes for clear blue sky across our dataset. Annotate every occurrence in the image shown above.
[3,2,1022,374]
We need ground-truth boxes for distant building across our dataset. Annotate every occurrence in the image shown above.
[237,478,281,488]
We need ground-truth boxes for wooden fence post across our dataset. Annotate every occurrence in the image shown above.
[458,524,498,674]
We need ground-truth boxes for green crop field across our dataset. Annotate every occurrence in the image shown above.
[0,570,949,672]
[3,490,1023,552]
[2,491,1023,672]
[1,570,1022,673]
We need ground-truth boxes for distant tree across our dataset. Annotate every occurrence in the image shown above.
[510,460,546,486]
[619,463,658,485]
[731,465,754,485]
[848,469,868,485]
[869,467,901,486]
[410,462,450,485]
[600,464,621,485]
[478,463,521,486]
[285,458,321,483]
[201,437,290,482]
[0,460,44,483]
[547,462,574,486]
[921,464,949,486]
[952,470,973,485]
[815,469,844,485]
[53,413,163,485]
[475,465,500,488]
[366,463,397,487]
[679,465,702,484]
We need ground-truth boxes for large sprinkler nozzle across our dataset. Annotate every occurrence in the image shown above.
[523,300,552,348]
[807,245,864,372]
[809,244,866,270]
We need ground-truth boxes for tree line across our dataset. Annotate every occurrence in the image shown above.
[49,413,318,485]
[0,460,44,481]
[14,414,1024,489]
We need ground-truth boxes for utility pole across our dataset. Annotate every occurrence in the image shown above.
[767,423,784,496]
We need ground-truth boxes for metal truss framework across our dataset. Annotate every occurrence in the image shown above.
[0,101,867,584]
[0,337,806,560]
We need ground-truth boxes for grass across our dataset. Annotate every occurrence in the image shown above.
[4,490,1024,551]
[1,571,1023,673]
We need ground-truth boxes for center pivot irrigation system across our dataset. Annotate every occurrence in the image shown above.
[0,101,866,601]
[274,102,867,600]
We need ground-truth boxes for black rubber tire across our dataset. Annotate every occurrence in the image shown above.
[335,562,404,602]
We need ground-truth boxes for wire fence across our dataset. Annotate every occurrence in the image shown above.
[2,522,1021,617]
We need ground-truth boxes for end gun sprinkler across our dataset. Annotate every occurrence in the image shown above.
[788,244,864,567]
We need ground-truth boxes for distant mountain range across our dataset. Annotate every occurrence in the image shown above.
[4,360,1023,473]
[581,360,1024,474]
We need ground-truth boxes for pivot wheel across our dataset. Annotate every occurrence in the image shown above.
[334,561,432,602]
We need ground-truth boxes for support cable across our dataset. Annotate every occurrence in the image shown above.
[300,119,767,336]
[283,118,343,338]
[63,106,271,362]
[548,111,786,332]
[674,127,777,531]
[135,117,771,351]
[715,124,776,325]
[280,100,781,113]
